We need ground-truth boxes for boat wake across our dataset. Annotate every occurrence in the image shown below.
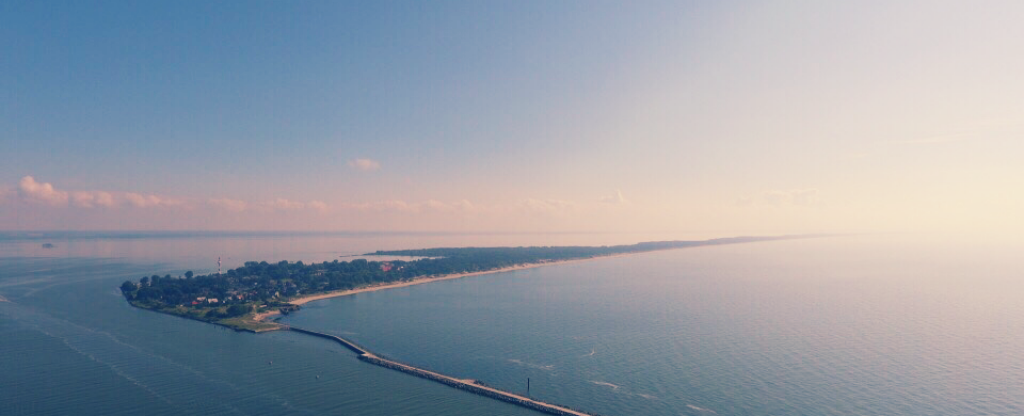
[687,404,717,413]
[507,359,555,371]
[590,381,620,390]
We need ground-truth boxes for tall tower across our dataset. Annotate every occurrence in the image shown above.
[218,256,222,275]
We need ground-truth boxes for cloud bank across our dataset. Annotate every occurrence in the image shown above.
[18,176,68,205]
[71,191,115,208]
[3,175,634,232]
[125,193,182,208]
[13,176,183,209]
[208,198,248,212]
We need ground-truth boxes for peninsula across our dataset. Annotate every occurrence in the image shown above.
[118,235,813,416]
[119,235,800,332]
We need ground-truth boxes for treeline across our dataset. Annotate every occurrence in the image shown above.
[120,258,406,312]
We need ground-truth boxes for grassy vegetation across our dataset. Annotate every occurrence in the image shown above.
[217,316,284,332]
[130,300,285,332]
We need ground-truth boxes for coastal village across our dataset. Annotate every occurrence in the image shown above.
[120,237,783,331]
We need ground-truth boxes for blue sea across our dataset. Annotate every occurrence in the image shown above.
[1,232,1021,415]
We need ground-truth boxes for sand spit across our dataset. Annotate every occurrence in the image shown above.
[287,251,649,307]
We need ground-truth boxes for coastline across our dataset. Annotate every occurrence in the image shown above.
[287,262,549,305]
[280,251,645,307]
[133,248,663,332]
[249,252,646,327]
[125,236,807,414]
[134,236,810,332]
[274,234,823,310]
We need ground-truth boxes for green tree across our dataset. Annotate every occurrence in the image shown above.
[226,304,250,317]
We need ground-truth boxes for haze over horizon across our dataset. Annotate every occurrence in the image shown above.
[3,1,1022,240]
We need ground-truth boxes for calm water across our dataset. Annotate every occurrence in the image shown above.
[2,233,1022,415]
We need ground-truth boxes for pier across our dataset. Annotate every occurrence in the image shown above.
[288,327,601,416]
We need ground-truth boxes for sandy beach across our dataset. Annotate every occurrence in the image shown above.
[249,239,791,324]
[251,253,637,324]
[287,262,552,306]
[283,250,651,307]
[251,310,280,322]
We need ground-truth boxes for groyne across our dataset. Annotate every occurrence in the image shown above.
[289,327,367,355]
[289,327,602,416]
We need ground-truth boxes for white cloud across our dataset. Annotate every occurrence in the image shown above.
[71,191,115,208]
[15,176,179,209]
[95,192,115,207]
[340,200,420,213]
[209,197,329,214]
[307,200,329,214]
[348,158,381,172]
[208,198,248,213]
[338,199,478,214]
[451,199,475,212]
[18,176,68,205]
[599,190,629,204]
[789,189,820,206]
[517,198,578,215]
[125,192,182,208]
[262,198,306,211]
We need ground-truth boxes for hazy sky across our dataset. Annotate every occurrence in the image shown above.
[3,1,1022,237]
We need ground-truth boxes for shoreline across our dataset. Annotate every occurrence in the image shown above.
[276,234,823,310]
[250,252,647,327]
[174,249,664,331]
[280,250,646,308]
[128,236,809,414]
[150,236,810,331]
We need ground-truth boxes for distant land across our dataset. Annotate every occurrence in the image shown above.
[119,235,815,332]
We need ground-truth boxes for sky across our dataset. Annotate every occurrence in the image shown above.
[2,0,1023,238]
